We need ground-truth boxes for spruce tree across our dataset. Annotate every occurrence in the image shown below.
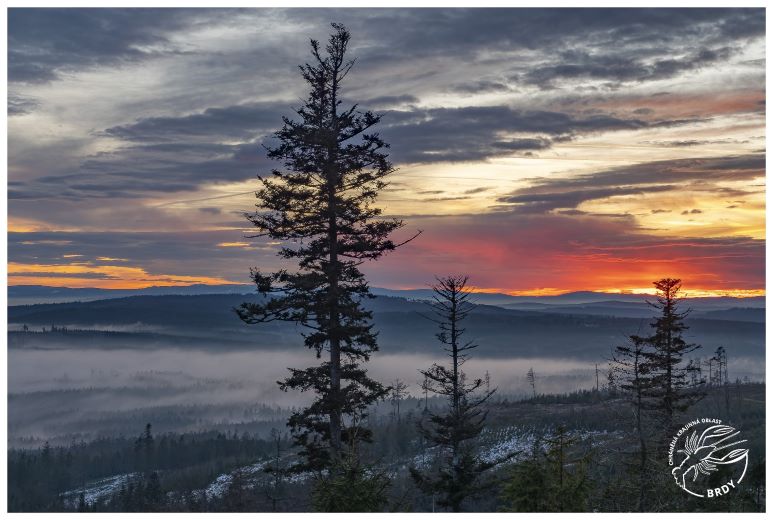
[236,23,415,477]
[310,457,391,512]
[641,278,703,433]
[611,278,707,510]
[389,378,408,423]
[410,276,511,512]
[612,335,656,511]
[501,427,590,512]
[526,367,536,398]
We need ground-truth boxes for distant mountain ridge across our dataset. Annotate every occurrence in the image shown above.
[7,284,255,304]
[8,284,766,311]
[7,292,765,360]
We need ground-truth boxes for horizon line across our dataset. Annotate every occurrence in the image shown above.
[7,282,766,299]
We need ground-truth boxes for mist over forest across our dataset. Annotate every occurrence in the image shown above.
[8,288,765,448]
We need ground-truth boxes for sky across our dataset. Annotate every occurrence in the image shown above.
[7,8,766,296]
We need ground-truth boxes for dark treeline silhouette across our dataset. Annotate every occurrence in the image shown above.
[9,294,763,359]
[8,426,279,512]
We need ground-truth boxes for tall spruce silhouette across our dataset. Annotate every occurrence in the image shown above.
[236,23,416,473]
[642,278,704,434]
[410,276,512,512]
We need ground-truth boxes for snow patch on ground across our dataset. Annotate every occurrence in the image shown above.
[204,461,268,499]
[61,472,139,506]
[64,427,624,507]
[408,426,622,471]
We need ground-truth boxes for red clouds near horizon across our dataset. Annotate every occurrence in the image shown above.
[365,213,764,295]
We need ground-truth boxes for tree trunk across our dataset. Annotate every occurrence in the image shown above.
[327,63,342,464]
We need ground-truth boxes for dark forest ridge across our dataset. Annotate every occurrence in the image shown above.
[7,292,764,361]
[8,284,766,308]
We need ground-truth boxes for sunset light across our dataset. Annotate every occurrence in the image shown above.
[7,8,765,296]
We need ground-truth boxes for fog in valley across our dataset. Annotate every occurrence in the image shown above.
[8,290,765,448]
[8,340,765,448]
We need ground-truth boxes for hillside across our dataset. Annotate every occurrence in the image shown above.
[8,293,764,360]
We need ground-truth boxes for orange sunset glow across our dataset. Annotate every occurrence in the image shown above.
[7,262,239,289]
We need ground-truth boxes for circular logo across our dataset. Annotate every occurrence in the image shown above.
[668,418,749,498]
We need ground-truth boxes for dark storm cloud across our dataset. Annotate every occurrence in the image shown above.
[340,8,762,93]
[9,230,242,263]
[8,139,271,199]
[10,103,289,198]
[8,8,211,83]
[342,8,762,61]
[520,47,734,88]
[499,186,676,215]
[103,102,288,142]
[498,154,764,214]
[382,105,704,164]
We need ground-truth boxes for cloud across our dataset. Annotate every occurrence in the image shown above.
[640,138,750,147]
[8,261,237,288]
[103,102,287,142]
[346,8,763,63]
[500,185,675,214]
[520,47,735,88]
[8,230,280,285]
[464,187,492,195]
[9,96,710,201]
[10,8,763,89]
[10,212,765,294]
[365,212,764,292]
[382,105,702,164]
[6,8,765,293]
[497,153,764,214]
[9,139,271,199]
[450,80,511,94]
[8,94,39,116]
[8,8,765,205]
[8,8,212,83]
[357,94,419,108]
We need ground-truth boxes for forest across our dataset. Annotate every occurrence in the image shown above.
[8,382,766,512]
